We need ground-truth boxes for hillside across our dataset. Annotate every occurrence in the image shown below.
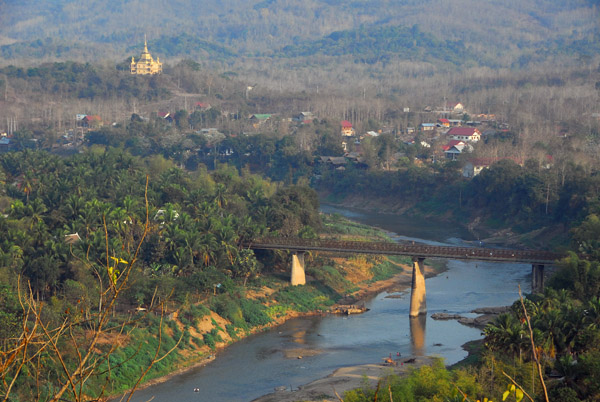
[0,0,598,69]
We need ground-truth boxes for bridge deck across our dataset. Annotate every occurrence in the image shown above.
[245,238,564,264]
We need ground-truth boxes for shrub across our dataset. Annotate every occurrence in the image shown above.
[211,294,246,329]
[240,299,271,327]
[274,285,335,312]
[202,328,223,350]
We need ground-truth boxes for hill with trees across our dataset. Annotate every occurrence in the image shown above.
[0,0,598,71]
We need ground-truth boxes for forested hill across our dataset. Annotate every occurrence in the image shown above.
[0,0,598,68]
[277,25,482,67]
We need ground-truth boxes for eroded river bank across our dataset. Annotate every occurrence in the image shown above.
[128,206,531,402]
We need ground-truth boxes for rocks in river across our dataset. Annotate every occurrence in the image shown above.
[431,307,508,328]
[471,306,510,315]
[457,317,478,326]
[431,313,463,320]
[331,304,369,315]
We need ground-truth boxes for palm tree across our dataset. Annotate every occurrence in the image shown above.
[198,233,217,267]
[214,183,227,210]
[21,170,36,203]
[484,313,527,360]
[27,198,47,228]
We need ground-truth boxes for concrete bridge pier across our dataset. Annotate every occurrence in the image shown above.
[532,264,544,293]
[409,257,427,317]
[291,251,306,286]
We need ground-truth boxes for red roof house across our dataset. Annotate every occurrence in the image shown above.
[82,115,102,128]
[341,120,355,136]
[438,118,450,127]
[195,102,211,110]
[447,127,481,142]
[442,140,466,151]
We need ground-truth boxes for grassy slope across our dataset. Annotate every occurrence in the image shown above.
[105,213,414,398]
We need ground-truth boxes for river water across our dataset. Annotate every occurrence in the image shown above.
[128,205,531,402]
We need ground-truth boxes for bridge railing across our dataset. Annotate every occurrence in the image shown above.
[243,237,565,264]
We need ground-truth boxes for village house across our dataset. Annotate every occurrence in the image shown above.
[157,111,173,123]
[249,114,272,128]
[195,102,212,111]
[421,123,435,131]
[341,120,355,136]
[294,112,314,123]
[447,127,481,142]
[0,137,12,152]
[438,118,450,127]
[80,115,103,129]
[446,102,465,113]
[442,140,473,160]
[319,156,348,170]
[462,157,523,177]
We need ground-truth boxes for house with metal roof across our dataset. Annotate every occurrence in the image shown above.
[447,127,481,142]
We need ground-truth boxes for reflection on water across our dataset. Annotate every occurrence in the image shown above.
[320,204,476,243]
[409,315,427,356]
[291,330,307,344]
[128,208,531,402]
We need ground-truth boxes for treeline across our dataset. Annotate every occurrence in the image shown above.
[0,61,171,100]
[319,158,600,241]
[1,148,411,401]
[0,148,320,303]
[84,117,345,182]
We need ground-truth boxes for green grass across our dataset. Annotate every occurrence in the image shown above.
[274,284,336,312]
[368,259,405,283]
[322,213,390,239]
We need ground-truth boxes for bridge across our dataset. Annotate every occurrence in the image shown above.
[245,237,566,317]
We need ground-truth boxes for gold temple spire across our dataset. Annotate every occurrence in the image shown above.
[130,35,162,75]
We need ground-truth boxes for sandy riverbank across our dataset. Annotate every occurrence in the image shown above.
[248,266,444,402]
[250,272,509,402]
[109,261,438,401]
[251,356,436,402]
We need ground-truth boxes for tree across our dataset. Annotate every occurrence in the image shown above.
[232,249,260,286]
[173,110,189,130]
[0,177,181,402]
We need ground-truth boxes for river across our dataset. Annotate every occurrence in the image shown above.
[128,205,531,402]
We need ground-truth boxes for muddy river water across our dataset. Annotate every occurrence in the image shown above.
[128,205,531,402]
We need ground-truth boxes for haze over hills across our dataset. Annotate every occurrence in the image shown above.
[0,0,598,69]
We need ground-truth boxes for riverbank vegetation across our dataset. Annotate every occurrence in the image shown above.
[0,3,599,399]
[0,149,412,401]
[338,250,600,402]
[318,155,599,248]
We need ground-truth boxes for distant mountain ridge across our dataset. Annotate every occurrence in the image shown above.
[277,24,484,67]
[0,0,598,68]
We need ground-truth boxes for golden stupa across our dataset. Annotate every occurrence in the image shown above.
[130,35,162,75]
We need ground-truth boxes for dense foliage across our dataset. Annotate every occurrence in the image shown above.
[279,25,482,67]
[319,157,600,238]
[0,62,171,100]
[0,148,323,303]
[0,147,331,400]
